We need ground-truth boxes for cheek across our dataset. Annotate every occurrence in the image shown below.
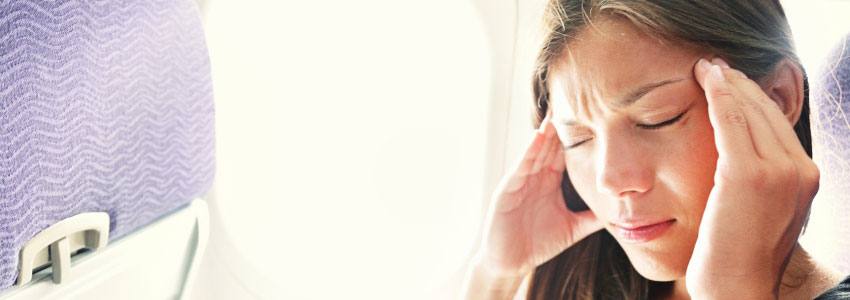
[563,152,607,213]
[656,105,718,226]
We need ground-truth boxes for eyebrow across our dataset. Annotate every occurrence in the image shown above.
[558,77,686,126]
[618,78,685,108]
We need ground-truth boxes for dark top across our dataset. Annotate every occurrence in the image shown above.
[816,275,850,299]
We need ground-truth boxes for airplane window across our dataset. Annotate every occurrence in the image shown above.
[202,0,496,299]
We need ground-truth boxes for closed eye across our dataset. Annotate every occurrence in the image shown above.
[563,110,686,149]
[637,111,686,129]
[564,137,592,149]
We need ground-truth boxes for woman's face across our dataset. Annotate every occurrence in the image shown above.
[549,19,718,281]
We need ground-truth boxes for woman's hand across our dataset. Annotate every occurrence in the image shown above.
[685,58,819,299]
[463,110,603,299]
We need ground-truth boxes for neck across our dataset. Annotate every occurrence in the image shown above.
[670,244,841,300]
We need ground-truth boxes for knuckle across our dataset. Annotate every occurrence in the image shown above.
[808,178,821,197]
[803,161,820,179]
[743,98,761,111]
[722,110,747,127]
[747,175,769,189]
[718,163,767,186]
[752,165,770,179]
[710,84,735,98]
[801,162,821,192]
[776,162,797,179]
[716,157,823,204]
[746,166,771,188]
[764,161,797,186]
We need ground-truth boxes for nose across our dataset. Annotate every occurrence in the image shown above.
[595,133,655,199]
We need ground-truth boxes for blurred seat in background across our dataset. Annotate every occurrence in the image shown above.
[809,33,850,275]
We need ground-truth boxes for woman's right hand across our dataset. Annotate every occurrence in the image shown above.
[471,110,604,279]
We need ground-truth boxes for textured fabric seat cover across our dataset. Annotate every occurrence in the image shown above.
[0,0,214,290]
[813,34,850,273]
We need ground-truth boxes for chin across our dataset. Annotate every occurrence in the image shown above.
[618,242,691,282]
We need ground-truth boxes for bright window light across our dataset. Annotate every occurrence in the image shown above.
[205,1,493,299]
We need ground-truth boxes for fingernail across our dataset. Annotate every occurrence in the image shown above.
[711,57,730,68]
[698,58,712,73]
[710,65,726,82]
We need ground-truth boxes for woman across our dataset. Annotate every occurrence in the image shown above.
[462,1,850,299]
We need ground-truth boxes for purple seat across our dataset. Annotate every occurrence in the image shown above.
[817,35,850,148]
[811,34,850,274]
[0,0,214,290]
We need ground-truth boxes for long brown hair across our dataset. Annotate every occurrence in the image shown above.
[527,1,812,299]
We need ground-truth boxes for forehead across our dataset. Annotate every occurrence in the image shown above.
[548,18,702,117]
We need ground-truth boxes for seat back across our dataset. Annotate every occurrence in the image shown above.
[810,34,850,274]
[0,0,214,291]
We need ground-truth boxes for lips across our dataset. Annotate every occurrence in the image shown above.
[611,219,676,243]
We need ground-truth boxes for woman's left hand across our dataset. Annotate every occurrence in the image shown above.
[685,58,819,299]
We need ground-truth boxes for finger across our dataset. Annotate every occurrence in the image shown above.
[531,114,557,174]
[711,57,748,79]
[564,210,604,243]
[537,121,562,173]
[759,99,810,159]
[727,70,809,159]
[694,58,756,160]
[517,112,553,173]
[502,111,554,192]
[544,138,566,173]
[714,62,784,160]
[711,57,803,158]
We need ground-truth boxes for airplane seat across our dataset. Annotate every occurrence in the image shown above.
[0,0,214,299]
[809,33,850,275]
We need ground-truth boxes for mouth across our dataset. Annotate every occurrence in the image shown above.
[611,219,676,243]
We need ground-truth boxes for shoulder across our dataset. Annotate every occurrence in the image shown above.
[816,274,850,300]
